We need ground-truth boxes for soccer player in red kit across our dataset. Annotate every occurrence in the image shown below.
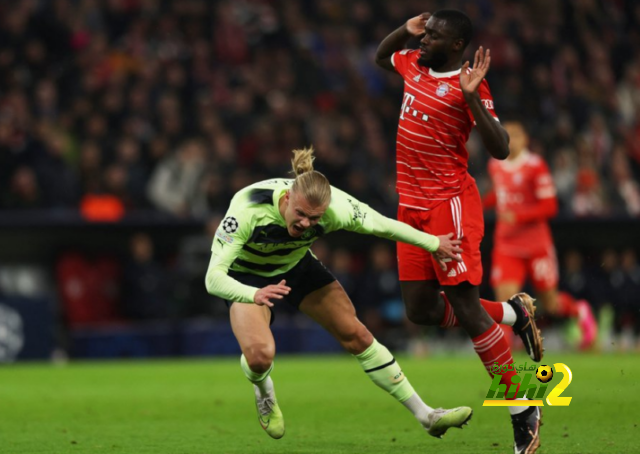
[485,120,597,350]
[376,10,543,453]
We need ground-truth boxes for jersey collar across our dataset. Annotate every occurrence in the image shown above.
[429,67,462,78]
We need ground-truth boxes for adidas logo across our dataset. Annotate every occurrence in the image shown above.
[413,74,421,82]
[447,268,457,277]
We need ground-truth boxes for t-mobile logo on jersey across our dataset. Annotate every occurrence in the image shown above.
[400,92,429,122]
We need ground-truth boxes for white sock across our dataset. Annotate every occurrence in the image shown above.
[254,376,275,398]
[240,354,275,398]
[401,393,434,426]
[502,302,518,326]
[508,398,530,415]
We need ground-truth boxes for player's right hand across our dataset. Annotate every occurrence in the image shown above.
[432,233,463,271]
[406,12,430,36]
[254,279,291,307]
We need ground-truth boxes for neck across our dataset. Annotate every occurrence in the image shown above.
[507,149,526,161]
[432,57,462,73]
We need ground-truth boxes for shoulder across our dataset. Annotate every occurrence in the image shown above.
[327,185,358,208]
[323,186,361,222]
[234,179,291,204]
[392,48,419,67]
[525,153,549,171]
[243,178,292,193]
[397,48,419,58]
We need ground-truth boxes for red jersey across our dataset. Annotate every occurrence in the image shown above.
[391,49,499,210]
[487,150,558,256]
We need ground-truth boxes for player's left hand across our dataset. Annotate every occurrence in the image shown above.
[432,233,463,271]
[460,46,490,97]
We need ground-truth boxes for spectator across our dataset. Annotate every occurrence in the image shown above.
[121,233,170,320]
[146,138,207,217]
[3,166,42,209]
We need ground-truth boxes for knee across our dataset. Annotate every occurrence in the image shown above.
[339,324,374,355]
[244,344,275,373]
[448,300,490,333]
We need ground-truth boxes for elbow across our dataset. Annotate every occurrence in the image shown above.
[374,48,393,70]
[204,270,217,296]
[491,128,510,160]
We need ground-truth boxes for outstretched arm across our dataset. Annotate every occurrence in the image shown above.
[327,187,463,268]
[375,13,430,72]
[365,210,463,269]
[460,47,510,160]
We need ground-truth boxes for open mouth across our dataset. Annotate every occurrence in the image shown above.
[292,225,305,235]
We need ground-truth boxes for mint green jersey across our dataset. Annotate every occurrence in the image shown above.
[205,178,440,303]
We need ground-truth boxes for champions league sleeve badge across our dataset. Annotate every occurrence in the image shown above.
[222,216,239,234]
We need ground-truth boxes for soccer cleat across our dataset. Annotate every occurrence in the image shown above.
[508,293,544,362]
[576,299,598,350]
[425,406,473,438]
[511,406,542,454]
[254,385,285,439]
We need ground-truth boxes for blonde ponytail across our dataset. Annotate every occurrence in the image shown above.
[291,147,315,176]
[290,147,331,207]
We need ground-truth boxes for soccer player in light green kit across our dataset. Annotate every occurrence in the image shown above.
[205,147,471,440]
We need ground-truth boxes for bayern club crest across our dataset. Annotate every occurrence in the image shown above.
[436,83,450,97]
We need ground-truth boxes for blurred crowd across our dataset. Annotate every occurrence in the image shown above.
[1,0,640,355]
[1,0,640,218]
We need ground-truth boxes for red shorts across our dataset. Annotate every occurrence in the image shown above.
[490,246,558,291]
[397,183,484,286]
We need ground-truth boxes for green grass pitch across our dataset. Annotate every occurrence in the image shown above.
[1,352,637,454]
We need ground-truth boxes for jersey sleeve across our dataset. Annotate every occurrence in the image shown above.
[465,77,499,124]
[533,160,557,200]
[204,199,259,303]
[325,187,440,252]
[513,159,558,223]
[391,49,419,77]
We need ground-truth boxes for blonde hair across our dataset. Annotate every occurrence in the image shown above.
[290,146,331,207]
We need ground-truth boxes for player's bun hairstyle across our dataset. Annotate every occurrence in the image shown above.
[433,10,473,49]
[290,146,331,207]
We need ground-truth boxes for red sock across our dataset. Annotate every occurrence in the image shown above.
[557,291,579,318]
[473,323,519,399]
[439,292,505,327]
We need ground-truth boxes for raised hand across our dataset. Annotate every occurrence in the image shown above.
[432,233,463,271]
[406,12,431,36]
[254,279,291,307]
[460,46,491,97]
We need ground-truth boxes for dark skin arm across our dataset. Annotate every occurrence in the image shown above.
[460,47,510,160]
[375,13,430,72]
